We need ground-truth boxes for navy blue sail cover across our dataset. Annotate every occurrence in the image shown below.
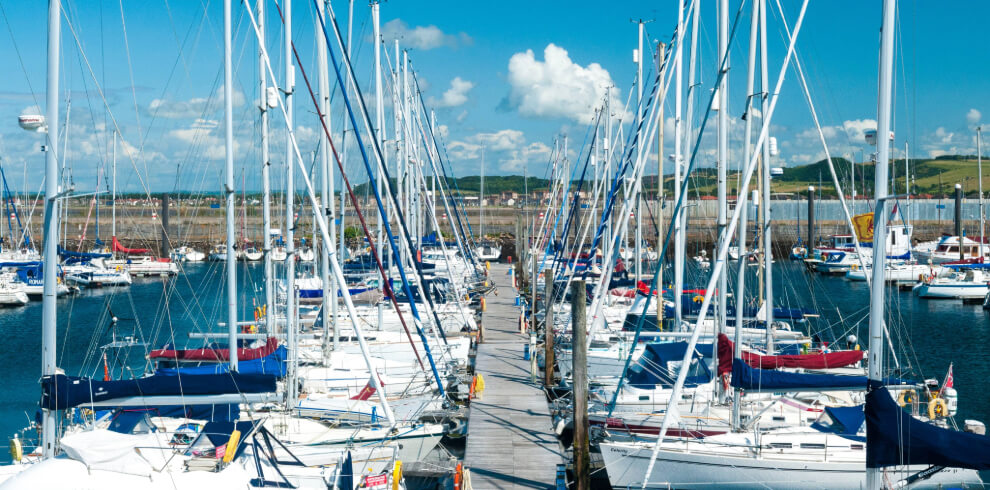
[731,358,869,392]
[155,346,287,378]
[40,373,277,410]
[626,342,713,389]
[866,385,990,469]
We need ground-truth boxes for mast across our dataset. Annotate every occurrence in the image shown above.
[733,0,760,430]
[112,131,117,244]
[284,0,298,401]
[480,147,485,241]
[318,0,334,355]
[634,20,644,282]
[978,127,984,251]
[679,0,699,331]
[866,0,896,488]
[223,0,238,370]
[372,0,384,351]
[673,1,685,330]
[716,0,729,359]
[259,0,274,327]
[41,0,60,459]
[760,0,774,353]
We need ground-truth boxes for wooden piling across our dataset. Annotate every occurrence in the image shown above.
[571,279,589,490]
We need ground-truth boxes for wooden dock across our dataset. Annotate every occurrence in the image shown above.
[464,263,564,489]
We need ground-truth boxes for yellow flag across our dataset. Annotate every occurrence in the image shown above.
[852,213,874,242]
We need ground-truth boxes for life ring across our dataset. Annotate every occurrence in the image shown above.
[928,398,948,419]
[692,295,704,303]
[897,390,915,407]
[9,437,22,462]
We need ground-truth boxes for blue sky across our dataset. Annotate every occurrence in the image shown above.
[0,0,987,195]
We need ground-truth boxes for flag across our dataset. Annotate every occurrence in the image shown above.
[941,363,954,392]
[852,213,874,242]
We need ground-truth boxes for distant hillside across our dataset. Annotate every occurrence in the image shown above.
[343,155,988,199]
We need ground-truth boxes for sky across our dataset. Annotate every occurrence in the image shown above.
[0,0,987,196]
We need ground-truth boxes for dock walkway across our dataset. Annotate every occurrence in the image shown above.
[464,263,563,489]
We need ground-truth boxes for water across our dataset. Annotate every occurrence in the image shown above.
[0,261,269,457]
[684,258,990,425]
[1,258,988,465]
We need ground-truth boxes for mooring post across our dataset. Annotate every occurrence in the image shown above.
[571,279,589,490]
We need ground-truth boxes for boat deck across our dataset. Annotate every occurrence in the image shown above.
[464,263,563,489]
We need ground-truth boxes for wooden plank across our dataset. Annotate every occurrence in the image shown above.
[464,263,563,489]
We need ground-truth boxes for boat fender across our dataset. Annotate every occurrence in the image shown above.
[9,436,21,462]
[897,390,915,407]
[222,429,241,463]
[392,460,403,490]
[928,398,948,419]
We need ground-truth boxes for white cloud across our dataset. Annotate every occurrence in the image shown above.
[505,44,623,124]
[428,77,474,108]
[967,108,982,125]
[455,110,468,123]
[934,127,954,144]
[381,19,471,50]
[446,129,551,172]
[149,89,245,119]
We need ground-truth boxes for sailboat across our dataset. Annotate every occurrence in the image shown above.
[600,2,990,487]
[473,149,501,261]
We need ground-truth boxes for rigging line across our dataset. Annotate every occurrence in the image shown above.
[606,0,740,418]
[271,1,427,372]
[0,1,43,133]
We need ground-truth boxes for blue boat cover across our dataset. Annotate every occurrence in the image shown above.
[626,342,713,389]
[201,420,260,447]
[109,404,238,433]
[812,405,865,441]
[731,358,868,392]
[155,346,287,378]
[58,247,111,259]
[41,373,277,410]
[866,385,990,469]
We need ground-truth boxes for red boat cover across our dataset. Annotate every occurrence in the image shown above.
[112,236,151,254]
[150,337,279,362]
[716,334,863,376]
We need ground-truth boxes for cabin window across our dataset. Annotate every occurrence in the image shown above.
[769,442,793,449]
[800,443,826,450]
[639,395,650,401]
[850,444,864,450]
[772,416,786,422]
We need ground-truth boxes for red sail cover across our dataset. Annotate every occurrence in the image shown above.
[150,337,279,362]
[112,236,151,254]
[717,334,863,376]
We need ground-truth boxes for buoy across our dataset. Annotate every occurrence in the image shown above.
[480,297,487,312]
[222,429,241,463]
[928,398,948,419]
[453,462,463,490]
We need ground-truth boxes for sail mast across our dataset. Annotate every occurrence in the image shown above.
[716,0,729,349]
[733,0,759,430]
[259,0,274,329]
[672,1,684,331]
[318,0,334,357]
[635,20,644,282]
[866,0,896,488]
[223,0,238,370]
[760,0,774,354]
[41,0,61,459]
[284,0,297,401]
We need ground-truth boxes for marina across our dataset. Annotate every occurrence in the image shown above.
[0,0,989,489]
